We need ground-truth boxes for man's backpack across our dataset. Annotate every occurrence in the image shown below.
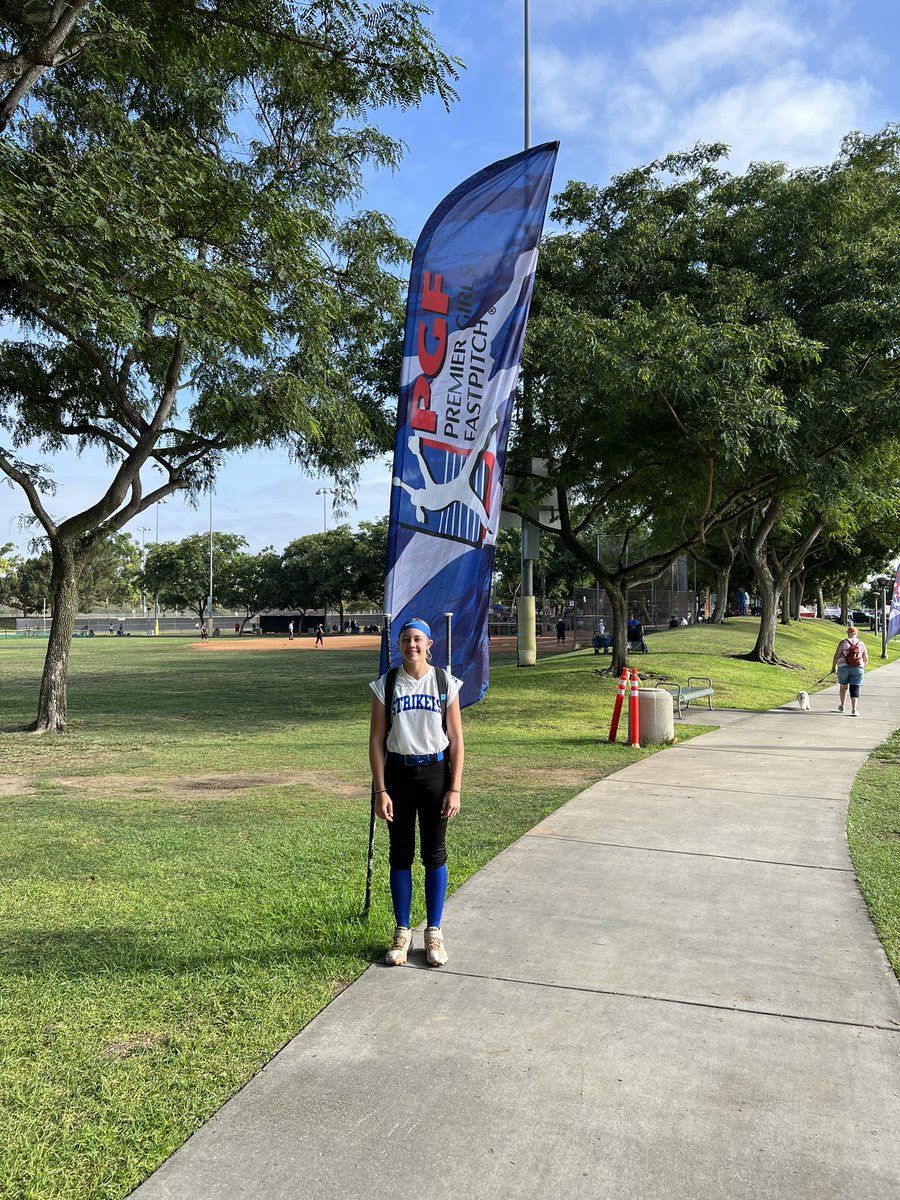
[845,639,865,668]
[383,666,449,740]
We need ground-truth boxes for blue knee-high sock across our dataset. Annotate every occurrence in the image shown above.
[424,864,448,928]
[389,868,412,928]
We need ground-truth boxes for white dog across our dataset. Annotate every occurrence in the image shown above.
[796,691,811,711]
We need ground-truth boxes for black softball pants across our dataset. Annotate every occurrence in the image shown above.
[384,758,449,871]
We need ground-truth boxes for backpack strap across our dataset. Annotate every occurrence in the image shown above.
[383,666,399,745]
[435,666,449,734]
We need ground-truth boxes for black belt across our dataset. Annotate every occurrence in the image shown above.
[386,750,445,766]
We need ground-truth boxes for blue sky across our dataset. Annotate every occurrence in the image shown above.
[3,0,898,556]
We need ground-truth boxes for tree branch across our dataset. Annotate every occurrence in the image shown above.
[22,296,122,403]
[0,446,58,537]
[0,0,91,132]
[162,0,461,90]
[657,387,691,438]
[55,334,185,539]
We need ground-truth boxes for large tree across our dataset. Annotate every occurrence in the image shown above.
[0,539,19,606]
[352,516,389,611]
[514,131,900,670]
[703,130,900,660]
[140,532,247,623]
[0,533,138,613]
[282,525,356,627]
[513,161,807,671]
[1,550,50,614]
[0,2,458,730]
[76,530,142,610]
[216,548,283,631]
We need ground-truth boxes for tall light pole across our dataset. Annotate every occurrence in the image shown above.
[316,487,334,533]
[153,500,164,636]
[207,489,214,638]
[517,0,538,668]
[138,525,151,635]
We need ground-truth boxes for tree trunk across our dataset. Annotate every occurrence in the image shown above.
[816,583,825,618]
[743,535,789,664]
[750,572,782,662]
[605,580,629,677]
[31,543,79,732]
[791,573,804,621]
[780,591,791,625]
[742,505,823,666]
[840,577,850,626]
[711,563,731,623]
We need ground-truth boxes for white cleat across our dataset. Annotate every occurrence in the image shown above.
[385,926,412,966]
[424,926,448,967]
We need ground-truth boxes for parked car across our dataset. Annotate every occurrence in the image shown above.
[832,609,874,626]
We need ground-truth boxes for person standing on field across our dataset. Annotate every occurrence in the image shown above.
[831,625,869,716]
[368,618,464,968]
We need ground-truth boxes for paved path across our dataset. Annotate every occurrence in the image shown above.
[132,668,900,1200]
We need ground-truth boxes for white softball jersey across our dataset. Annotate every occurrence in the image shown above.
[370,665,462,756]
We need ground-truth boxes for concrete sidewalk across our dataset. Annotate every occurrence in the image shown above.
[132,667,900,1200]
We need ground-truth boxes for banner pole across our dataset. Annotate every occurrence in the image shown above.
[444,611,453,674]
[524,0,531,151]
[882,588,888,659]
[363,612,392,917]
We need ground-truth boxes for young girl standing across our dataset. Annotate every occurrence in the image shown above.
[368,618,464,966]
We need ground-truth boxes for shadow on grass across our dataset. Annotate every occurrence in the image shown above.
[11,666,371,731]
[0,915,390,979]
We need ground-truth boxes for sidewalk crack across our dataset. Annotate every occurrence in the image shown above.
[523,832,855,873]
[416,969,900,1035]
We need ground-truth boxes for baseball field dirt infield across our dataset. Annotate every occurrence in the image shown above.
[189,633,576,655]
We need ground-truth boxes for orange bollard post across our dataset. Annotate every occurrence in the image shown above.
[628,667,641,746]
[607,668,629,742]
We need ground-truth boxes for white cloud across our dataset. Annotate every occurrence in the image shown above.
[531,0,632,21]
[532,46,612,134]
[673,67,873,168]
[525,0,673,25]
[640,2,807,96]
[828,34,889,78]
[529,1,880,178]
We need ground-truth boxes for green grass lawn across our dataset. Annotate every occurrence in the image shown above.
[848,729,900,981]
[0,618,895,1199]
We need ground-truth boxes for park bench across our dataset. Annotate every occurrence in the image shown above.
[661,676,714,719]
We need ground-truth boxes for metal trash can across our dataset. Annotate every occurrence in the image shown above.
[631,686,675,746]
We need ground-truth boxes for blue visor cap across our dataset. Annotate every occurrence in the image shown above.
[398,618,432,638]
